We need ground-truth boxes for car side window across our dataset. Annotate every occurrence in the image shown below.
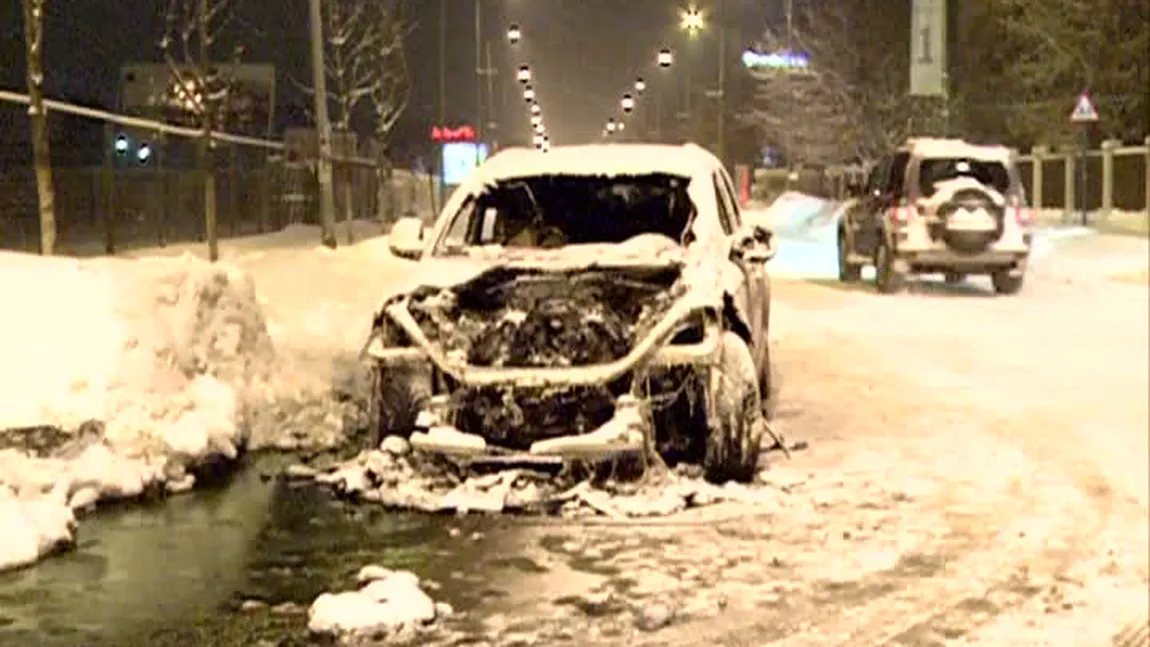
[711,172,737,235]
[716,169,743,229]
[886,152,911,196]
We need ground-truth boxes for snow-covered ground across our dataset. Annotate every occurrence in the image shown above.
[0,220,417,572]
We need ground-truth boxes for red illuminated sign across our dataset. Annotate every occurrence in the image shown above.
[431,125,477,142]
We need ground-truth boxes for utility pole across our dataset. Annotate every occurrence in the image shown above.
[785,0,795,177]
[308,0,338,248]
[21,0,55,255]
[199,0,219,261]
[484,41,496,145]
[438,0,447,201]
[474,0,483,161]
[716,0,727,168]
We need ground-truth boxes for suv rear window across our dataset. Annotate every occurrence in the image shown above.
[918,158,1012,196]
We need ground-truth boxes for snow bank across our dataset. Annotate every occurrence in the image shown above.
[308,564,453,642]
[0,250,275,570]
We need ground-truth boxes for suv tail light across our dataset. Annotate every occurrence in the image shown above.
[892,198,915,224]
[1013,204,1033,226]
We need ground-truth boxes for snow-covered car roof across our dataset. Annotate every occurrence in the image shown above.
[902,137,1016,164]
[473,143,721,185]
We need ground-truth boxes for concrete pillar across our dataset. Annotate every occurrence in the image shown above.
[1031,146,1048,210]
[1100,139,1119,221]
[1063,149,1076,223]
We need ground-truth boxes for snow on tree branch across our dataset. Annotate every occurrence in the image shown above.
[159,0,246,131]
[298,0,410,152]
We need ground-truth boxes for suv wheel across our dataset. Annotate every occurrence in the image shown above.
[837,231,862,282]
[991,270,1024,295]
[874,241,906,294]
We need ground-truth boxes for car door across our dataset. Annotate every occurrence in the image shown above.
[713,169,770,374]
[850,155,892,257]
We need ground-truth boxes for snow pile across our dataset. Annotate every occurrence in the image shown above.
[308,564,453,642]
[0,251,276,570]
[289,435,803,518]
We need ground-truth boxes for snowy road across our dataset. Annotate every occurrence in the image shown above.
[1,206,1146,645]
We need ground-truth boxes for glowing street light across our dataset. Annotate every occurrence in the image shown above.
[517,65,531,84]
[657,48,674,68]
[530,103,541,115]
[606,119,617,134]
[523,85,535,102]
[681,6,704,34]
[531,114,542,126]
[508,23,521,44]
[621,93,635,113]
[534,122,546,134]
[533,133,544,147]
[635,77,646,93]
[541,139,551,152]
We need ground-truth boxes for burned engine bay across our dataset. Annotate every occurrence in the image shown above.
[402,264,689,448]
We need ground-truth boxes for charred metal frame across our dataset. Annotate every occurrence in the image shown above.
[363,292,724,463]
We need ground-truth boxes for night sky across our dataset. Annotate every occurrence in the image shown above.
[0,1,777,159]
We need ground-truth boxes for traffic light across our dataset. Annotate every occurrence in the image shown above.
[136,143,152,164]
[114,133,129,156]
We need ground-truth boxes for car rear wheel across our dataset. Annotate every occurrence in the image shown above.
[837,231,862,282]
[704,331,765,483]
[874,240,906,294]
[991,270,1024,295]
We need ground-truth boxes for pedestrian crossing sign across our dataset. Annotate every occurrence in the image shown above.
[1070,92,1099,123]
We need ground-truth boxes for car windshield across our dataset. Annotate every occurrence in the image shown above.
[433,173,694,255]
[918,157,1013,196]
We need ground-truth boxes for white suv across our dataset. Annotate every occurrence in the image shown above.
[838,137,1034,294]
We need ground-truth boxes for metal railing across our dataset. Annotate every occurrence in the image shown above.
[0,90,436,256]
[751,137,1150,231]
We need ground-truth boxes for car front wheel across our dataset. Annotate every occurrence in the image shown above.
[837,231,862,282]
[704,331,765,483]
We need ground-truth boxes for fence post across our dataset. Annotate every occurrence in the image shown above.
[1031,146,1047,210]
[101,123,116,254]
[1144,135,1150,217]
[1100,139,1118,222]
[1063,148,1076,224]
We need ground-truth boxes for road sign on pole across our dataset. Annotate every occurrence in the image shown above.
[1070,92,1099,123]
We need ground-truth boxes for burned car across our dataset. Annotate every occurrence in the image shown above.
[363,143,777,482]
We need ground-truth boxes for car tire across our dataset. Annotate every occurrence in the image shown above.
[704,331,765,483]
[874,240,906,294]
[944,271,966,285]
[371,363,431,444]
[837,230,862,283]
[991,270,1024,295]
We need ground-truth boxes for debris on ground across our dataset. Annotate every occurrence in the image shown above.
[307,564,453,643]
[293,434,805,518]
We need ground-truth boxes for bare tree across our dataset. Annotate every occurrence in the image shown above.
[22,0,56,255]
[975,0,1148,144]
[742,0,932,166]
[159,0,245,262]
[368,0,411,147]
[299,0,410,139]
